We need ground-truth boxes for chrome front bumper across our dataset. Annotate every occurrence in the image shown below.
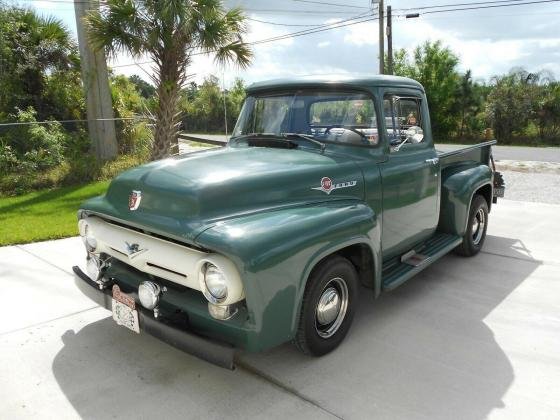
[73,265,236,370]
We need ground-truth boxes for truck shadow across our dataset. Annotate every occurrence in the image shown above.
[52,235,539,420]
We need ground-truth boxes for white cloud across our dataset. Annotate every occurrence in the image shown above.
[103,0,560,85]
[343,21,378,46]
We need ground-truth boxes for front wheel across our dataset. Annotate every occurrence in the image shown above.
[294,256,358,356]
[455,194,489,257]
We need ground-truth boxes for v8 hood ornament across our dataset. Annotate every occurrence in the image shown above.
[125,241,147,259]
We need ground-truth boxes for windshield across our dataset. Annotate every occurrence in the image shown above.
[232,91,379,146]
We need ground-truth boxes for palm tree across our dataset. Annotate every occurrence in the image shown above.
[85,0,252,160]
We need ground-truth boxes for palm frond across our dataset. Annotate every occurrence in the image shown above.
[84,0,150,58]
[213,40,252,69]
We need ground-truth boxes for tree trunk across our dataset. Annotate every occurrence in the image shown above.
[152,58,182,160]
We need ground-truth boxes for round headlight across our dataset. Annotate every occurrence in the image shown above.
[80,222,97,253]
[85,226,97,252]
[138,281,161,310]
[204,264,228,302]
[86,254,101,281]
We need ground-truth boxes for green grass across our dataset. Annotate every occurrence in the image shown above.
[0,181,109,246]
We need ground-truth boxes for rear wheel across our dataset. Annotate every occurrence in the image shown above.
[455,194,489,257]
[295,256,358,356]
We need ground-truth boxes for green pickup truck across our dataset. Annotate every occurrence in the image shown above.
[74,75,505,369]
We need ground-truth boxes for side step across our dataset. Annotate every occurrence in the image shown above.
[382,233,462,291]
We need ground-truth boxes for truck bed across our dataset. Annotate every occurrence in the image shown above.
[437,140,497,169]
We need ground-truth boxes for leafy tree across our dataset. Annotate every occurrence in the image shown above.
[110,75,151,154]
[226,77,246,129]
[535,81,560,140]
[456,70,475,137]
[391,41,460,140]
[180,75,245,133]
[128,75,156,99]
[85,0,252,160]
[3,107,66,171]
[0,5,81,121]
[485,68,542,141]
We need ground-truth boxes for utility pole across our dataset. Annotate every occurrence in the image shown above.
[387,5,393,75]
[378,0,385,74]
[74,0,118,161]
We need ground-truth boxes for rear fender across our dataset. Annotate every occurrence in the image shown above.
[438,164,493,236]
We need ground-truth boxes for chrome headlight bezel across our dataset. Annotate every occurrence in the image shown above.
[201,263,228,304]
[78,219,97,253]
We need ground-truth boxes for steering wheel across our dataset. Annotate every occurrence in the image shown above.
[322,125,366,138]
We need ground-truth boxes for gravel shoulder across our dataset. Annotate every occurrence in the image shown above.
[498,170,560,204]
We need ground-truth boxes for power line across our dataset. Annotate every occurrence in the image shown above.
[288,0,369,9]
[0,116,149,127]
[395,0,532,11]
[112,13,377,69]
[401,10,560,20]
[246,17,337,27]
[396,0,560,15]
[246,10,372,27]
[11,0,365,13]
[237,9,363,15]
[251,15,377,45]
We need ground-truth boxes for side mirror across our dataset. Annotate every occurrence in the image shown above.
[393,126,424,152]
[405,126,424,143]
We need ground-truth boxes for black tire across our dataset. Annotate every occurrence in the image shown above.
[294,255,358,356]
[455,194,489,257]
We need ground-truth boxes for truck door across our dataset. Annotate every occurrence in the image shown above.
[379,94,440,260]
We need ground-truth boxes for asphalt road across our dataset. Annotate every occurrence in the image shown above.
[183,133,560,163]
[1,200,559,419]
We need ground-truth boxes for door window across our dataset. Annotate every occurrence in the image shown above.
[383,95,424,147]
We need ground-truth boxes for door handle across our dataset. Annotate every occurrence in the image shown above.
[425,158,439,165]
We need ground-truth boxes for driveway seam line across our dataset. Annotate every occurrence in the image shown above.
[0,306,100,337]
[15,245,75,276]
[480,250,560,267]
[236,359,343,419]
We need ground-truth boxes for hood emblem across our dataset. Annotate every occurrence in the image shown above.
[312,177,357,195]
[129,190,142,211]
[125,241,147,258]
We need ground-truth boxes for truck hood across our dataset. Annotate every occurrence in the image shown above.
[81,146,365,241]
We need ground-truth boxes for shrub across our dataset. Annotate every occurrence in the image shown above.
[0,142,18,175]
[4,107,67,170]
[0,152,148,196]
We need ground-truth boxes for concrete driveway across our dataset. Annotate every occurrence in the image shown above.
[1,200,559,419]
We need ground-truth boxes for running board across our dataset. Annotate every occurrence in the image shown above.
[382,233,462,291]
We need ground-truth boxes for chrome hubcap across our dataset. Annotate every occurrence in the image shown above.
[315,277,349,339]
[472,208,486,245]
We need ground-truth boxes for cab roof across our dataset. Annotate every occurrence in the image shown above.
[246,74,424,93]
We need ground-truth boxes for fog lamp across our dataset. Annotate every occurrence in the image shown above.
[208,302,238,321]
[138,281,161,310]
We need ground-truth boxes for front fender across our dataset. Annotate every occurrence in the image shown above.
[438,164,492,236]
[195,200,380,351]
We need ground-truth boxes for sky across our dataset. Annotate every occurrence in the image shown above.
[15,0,560,87]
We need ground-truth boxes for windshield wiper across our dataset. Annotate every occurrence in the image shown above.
[282,133,326,153]
[230,133,299,149]
[231,132,326,153]
[230,133,275,140]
